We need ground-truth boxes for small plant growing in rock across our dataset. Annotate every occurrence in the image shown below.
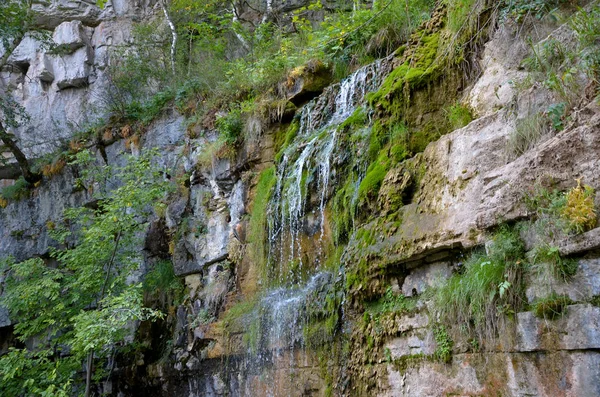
[506,113,548,158]
[0,177,30,202]
[431,225,526,348]
[532,293,571,320]
[433,325,453,363]
[562,179,597,234]
[41,157,67,178]
[531,244,578,280]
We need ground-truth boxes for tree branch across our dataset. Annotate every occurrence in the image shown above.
[0,122,40,183]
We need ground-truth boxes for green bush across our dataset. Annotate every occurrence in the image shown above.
[216,107,243,146]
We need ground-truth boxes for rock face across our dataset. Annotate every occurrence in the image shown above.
[3,1,600,397]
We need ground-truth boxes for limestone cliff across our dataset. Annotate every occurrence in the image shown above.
[2,0,600,396]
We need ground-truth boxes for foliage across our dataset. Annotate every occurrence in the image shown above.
[506,113,548,157]
[144,260,183,295]
[547,102,567,131]
[0,150,171,394]
[433,325,453,363]
[216,106,243,146]
[0,1,30,47]
[0,348,76,397]
[102,0,437,128]
[446,0,477,33]
[530,244,578,280]
[562,180,597,233]
[431,226,526,347]
[500,0,565,22]
[531,293,571,320]
[0,176,30,202]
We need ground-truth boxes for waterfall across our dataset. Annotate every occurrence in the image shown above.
[267,59,387,282]
[231,57,392,395]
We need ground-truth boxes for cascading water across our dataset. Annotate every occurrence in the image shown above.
[268,59,387,276]
[238,57,392,395]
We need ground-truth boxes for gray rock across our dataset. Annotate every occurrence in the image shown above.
[387,350,600,397]
[385,328,435,359]
[32,0,103,29]
[54,46,92,89]
[516,304,600,352]
[401,261,452,297]
[6,35,39,69]
[0,306,11,328]
[52,20,88,52]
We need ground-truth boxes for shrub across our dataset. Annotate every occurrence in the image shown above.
[143,260,183,295]
[562,180,597,234]
[216,107,243,146]
[532,293,571,320]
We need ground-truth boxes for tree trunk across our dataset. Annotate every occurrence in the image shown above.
[160,0,178,74]
[0,122,40,184]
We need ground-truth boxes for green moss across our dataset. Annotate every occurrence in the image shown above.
[331,175,359,244]
[274,121,299,163]
[532,293,571,320]
[447,102,473,130]
[358,153,390,204]
[340,107,368,130]
[248,167,277,279]
[408,122,444,153]
[367,32,441,117]
[223,297,261,352]
[304,319,337,348]
[364,287,416,317]
[392,353,425,372]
